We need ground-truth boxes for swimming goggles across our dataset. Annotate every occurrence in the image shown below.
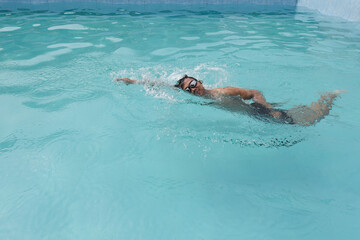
[184,79,198,92]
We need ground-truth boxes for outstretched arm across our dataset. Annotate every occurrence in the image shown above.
[211,87,273,109]
[115,78,138,84]
[115,78,174,87]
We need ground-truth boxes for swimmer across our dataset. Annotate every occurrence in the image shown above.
[116,75,346,126]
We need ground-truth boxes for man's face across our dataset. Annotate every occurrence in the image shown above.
[181,78,205,96]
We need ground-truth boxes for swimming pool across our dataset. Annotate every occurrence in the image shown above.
[1,3,360,239]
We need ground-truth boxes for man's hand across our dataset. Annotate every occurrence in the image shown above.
[115,78,137,84]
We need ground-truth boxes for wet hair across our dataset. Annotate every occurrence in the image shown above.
[174,75,198,89]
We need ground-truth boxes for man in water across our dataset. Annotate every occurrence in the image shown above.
[116,75,345,126]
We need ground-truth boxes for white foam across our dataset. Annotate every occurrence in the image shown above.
[48,24,88,31]
[64,11,75,15]
[144,85,179,102]
[0,48,3,51]
[32,24,41,27]
[105,37,123,43]
[74,37,83,39]
[95,44,105,48]
[180,37,200,41]
[205,30,235,35]
[112,64,229,91]
[0,27,21,32]
[47,42,93,49]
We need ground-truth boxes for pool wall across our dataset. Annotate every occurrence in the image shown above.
[0,0,359,21]
[0,0,297,3]
[297,0,360,22]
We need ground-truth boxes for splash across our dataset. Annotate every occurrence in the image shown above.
[111,63,232,107]
[111,63,230,88]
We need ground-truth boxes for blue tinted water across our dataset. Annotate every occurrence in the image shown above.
[1,4,360,240]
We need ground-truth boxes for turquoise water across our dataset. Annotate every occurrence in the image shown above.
[1,4,360,239]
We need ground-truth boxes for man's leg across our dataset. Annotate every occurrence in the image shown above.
[287,90,346,126]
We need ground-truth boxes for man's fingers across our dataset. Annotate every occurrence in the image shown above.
[115,78,129,81]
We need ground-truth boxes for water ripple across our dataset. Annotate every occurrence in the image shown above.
[0,26,21,32]
[48,24,88,31]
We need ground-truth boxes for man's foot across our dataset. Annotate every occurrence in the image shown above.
[325,90,347,101]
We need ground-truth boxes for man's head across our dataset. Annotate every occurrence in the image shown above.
[174,75,205,96]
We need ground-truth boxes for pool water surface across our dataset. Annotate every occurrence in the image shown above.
[1,4,360,240]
